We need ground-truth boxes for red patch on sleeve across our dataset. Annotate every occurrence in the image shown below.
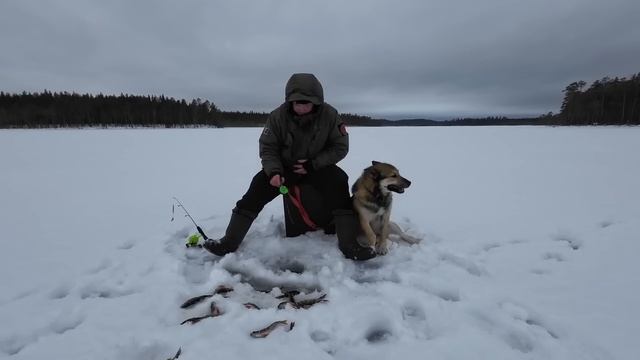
[339,123,348,136]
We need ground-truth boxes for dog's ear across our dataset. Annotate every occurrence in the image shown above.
[367,167,381,181]
[372,160,381,166]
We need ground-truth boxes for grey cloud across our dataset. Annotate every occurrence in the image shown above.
[1,0,639,120]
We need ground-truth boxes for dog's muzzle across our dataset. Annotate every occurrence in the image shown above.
[387,178,411,193]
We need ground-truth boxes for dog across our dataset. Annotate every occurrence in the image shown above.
[352,161,420,255]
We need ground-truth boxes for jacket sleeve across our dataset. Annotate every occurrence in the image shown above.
[311,113,349,170]
[259,113,284,177]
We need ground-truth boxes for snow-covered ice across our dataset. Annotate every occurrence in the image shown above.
[1,126,639,359]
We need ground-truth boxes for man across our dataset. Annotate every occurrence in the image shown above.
[204,73,375,260]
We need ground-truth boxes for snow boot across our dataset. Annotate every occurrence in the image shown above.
[333,209,376,261]
[203,207,257,256]
[323,221,336,235]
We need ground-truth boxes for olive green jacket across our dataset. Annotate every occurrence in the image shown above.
[259,74,348,177]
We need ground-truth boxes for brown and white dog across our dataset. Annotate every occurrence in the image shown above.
[351,161,420,255]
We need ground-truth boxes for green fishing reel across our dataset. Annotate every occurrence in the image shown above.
[185,233,203,248]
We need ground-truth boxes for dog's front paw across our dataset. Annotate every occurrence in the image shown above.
[356,235,374,249]
[375,241,389,255]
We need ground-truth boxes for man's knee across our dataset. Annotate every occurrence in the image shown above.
[316,165,348,185]
[236,170,279,214]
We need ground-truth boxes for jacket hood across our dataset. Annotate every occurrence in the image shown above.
[285,73,324,105]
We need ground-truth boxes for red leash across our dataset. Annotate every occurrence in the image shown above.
[287,185,318,230]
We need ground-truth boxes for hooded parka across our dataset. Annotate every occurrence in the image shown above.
[259,73,348,177]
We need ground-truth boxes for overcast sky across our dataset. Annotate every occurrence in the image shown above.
[1,0,639,120]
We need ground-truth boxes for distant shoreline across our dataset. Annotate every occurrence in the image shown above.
[4,73,640,128]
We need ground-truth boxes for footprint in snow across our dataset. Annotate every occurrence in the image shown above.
[439,252,487,276]
[427,285,461,302]
[49,311,85,335]
[402,301,451,340]
[471,301,561,354]
[542,252,565,262]
[482,242,502,252]
[402,303,427,322]
[0,333,35,356]
[3,288,37,305]
[78,281,136,299]
[311,330,332,342]
[360,317,398,344]
[530,268,551,275]
[552,232,582,250]
[87,258,112,274]
[310,329,339,356]
[0,311,85,356]
[475,239,527,255]
[114,340,179,360]
[352,268,401,285]
[470,306,536,353]
[365,327,394,343]
[599,220,614,228]
[49,281,73,299]
[500,301,559,340]
[402,302,436,340]
[117,240,136,250]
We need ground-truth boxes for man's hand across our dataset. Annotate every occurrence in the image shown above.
[269,174,284,187]
[293,159,311,175]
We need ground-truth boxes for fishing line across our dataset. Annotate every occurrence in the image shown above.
[172,196,210,241]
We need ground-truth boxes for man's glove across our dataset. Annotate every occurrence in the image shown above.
[293,159,314,175]
[268,172,284,187]
[302,160,315,174]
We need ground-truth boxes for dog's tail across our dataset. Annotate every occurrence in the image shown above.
[388,221,422,244]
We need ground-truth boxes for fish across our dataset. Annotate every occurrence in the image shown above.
[296,294,328,309]
[210,301,223,316]
[181,301,223,325]
[243,302,260,310]
[180,315,211,325]
[250,320,295,338]
[275,290,300,302]
[180,285,234,309]
[214,285,234,297]
[180,294,213,309]
[277,301,297,310]
[276,293,328,310]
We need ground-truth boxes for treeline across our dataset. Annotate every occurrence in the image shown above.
[558,73,640,125]
[0,91,375,128]
[441,116,541,126]
[2,73,640,128]
[0,91,222,128]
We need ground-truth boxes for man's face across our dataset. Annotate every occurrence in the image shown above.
[293,101,314,115]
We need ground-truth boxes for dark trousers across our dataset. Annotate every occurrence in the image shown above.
[236,164,352,216]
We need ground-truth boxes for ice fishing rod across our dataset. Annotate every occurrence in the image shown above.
[172,196,210,241]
